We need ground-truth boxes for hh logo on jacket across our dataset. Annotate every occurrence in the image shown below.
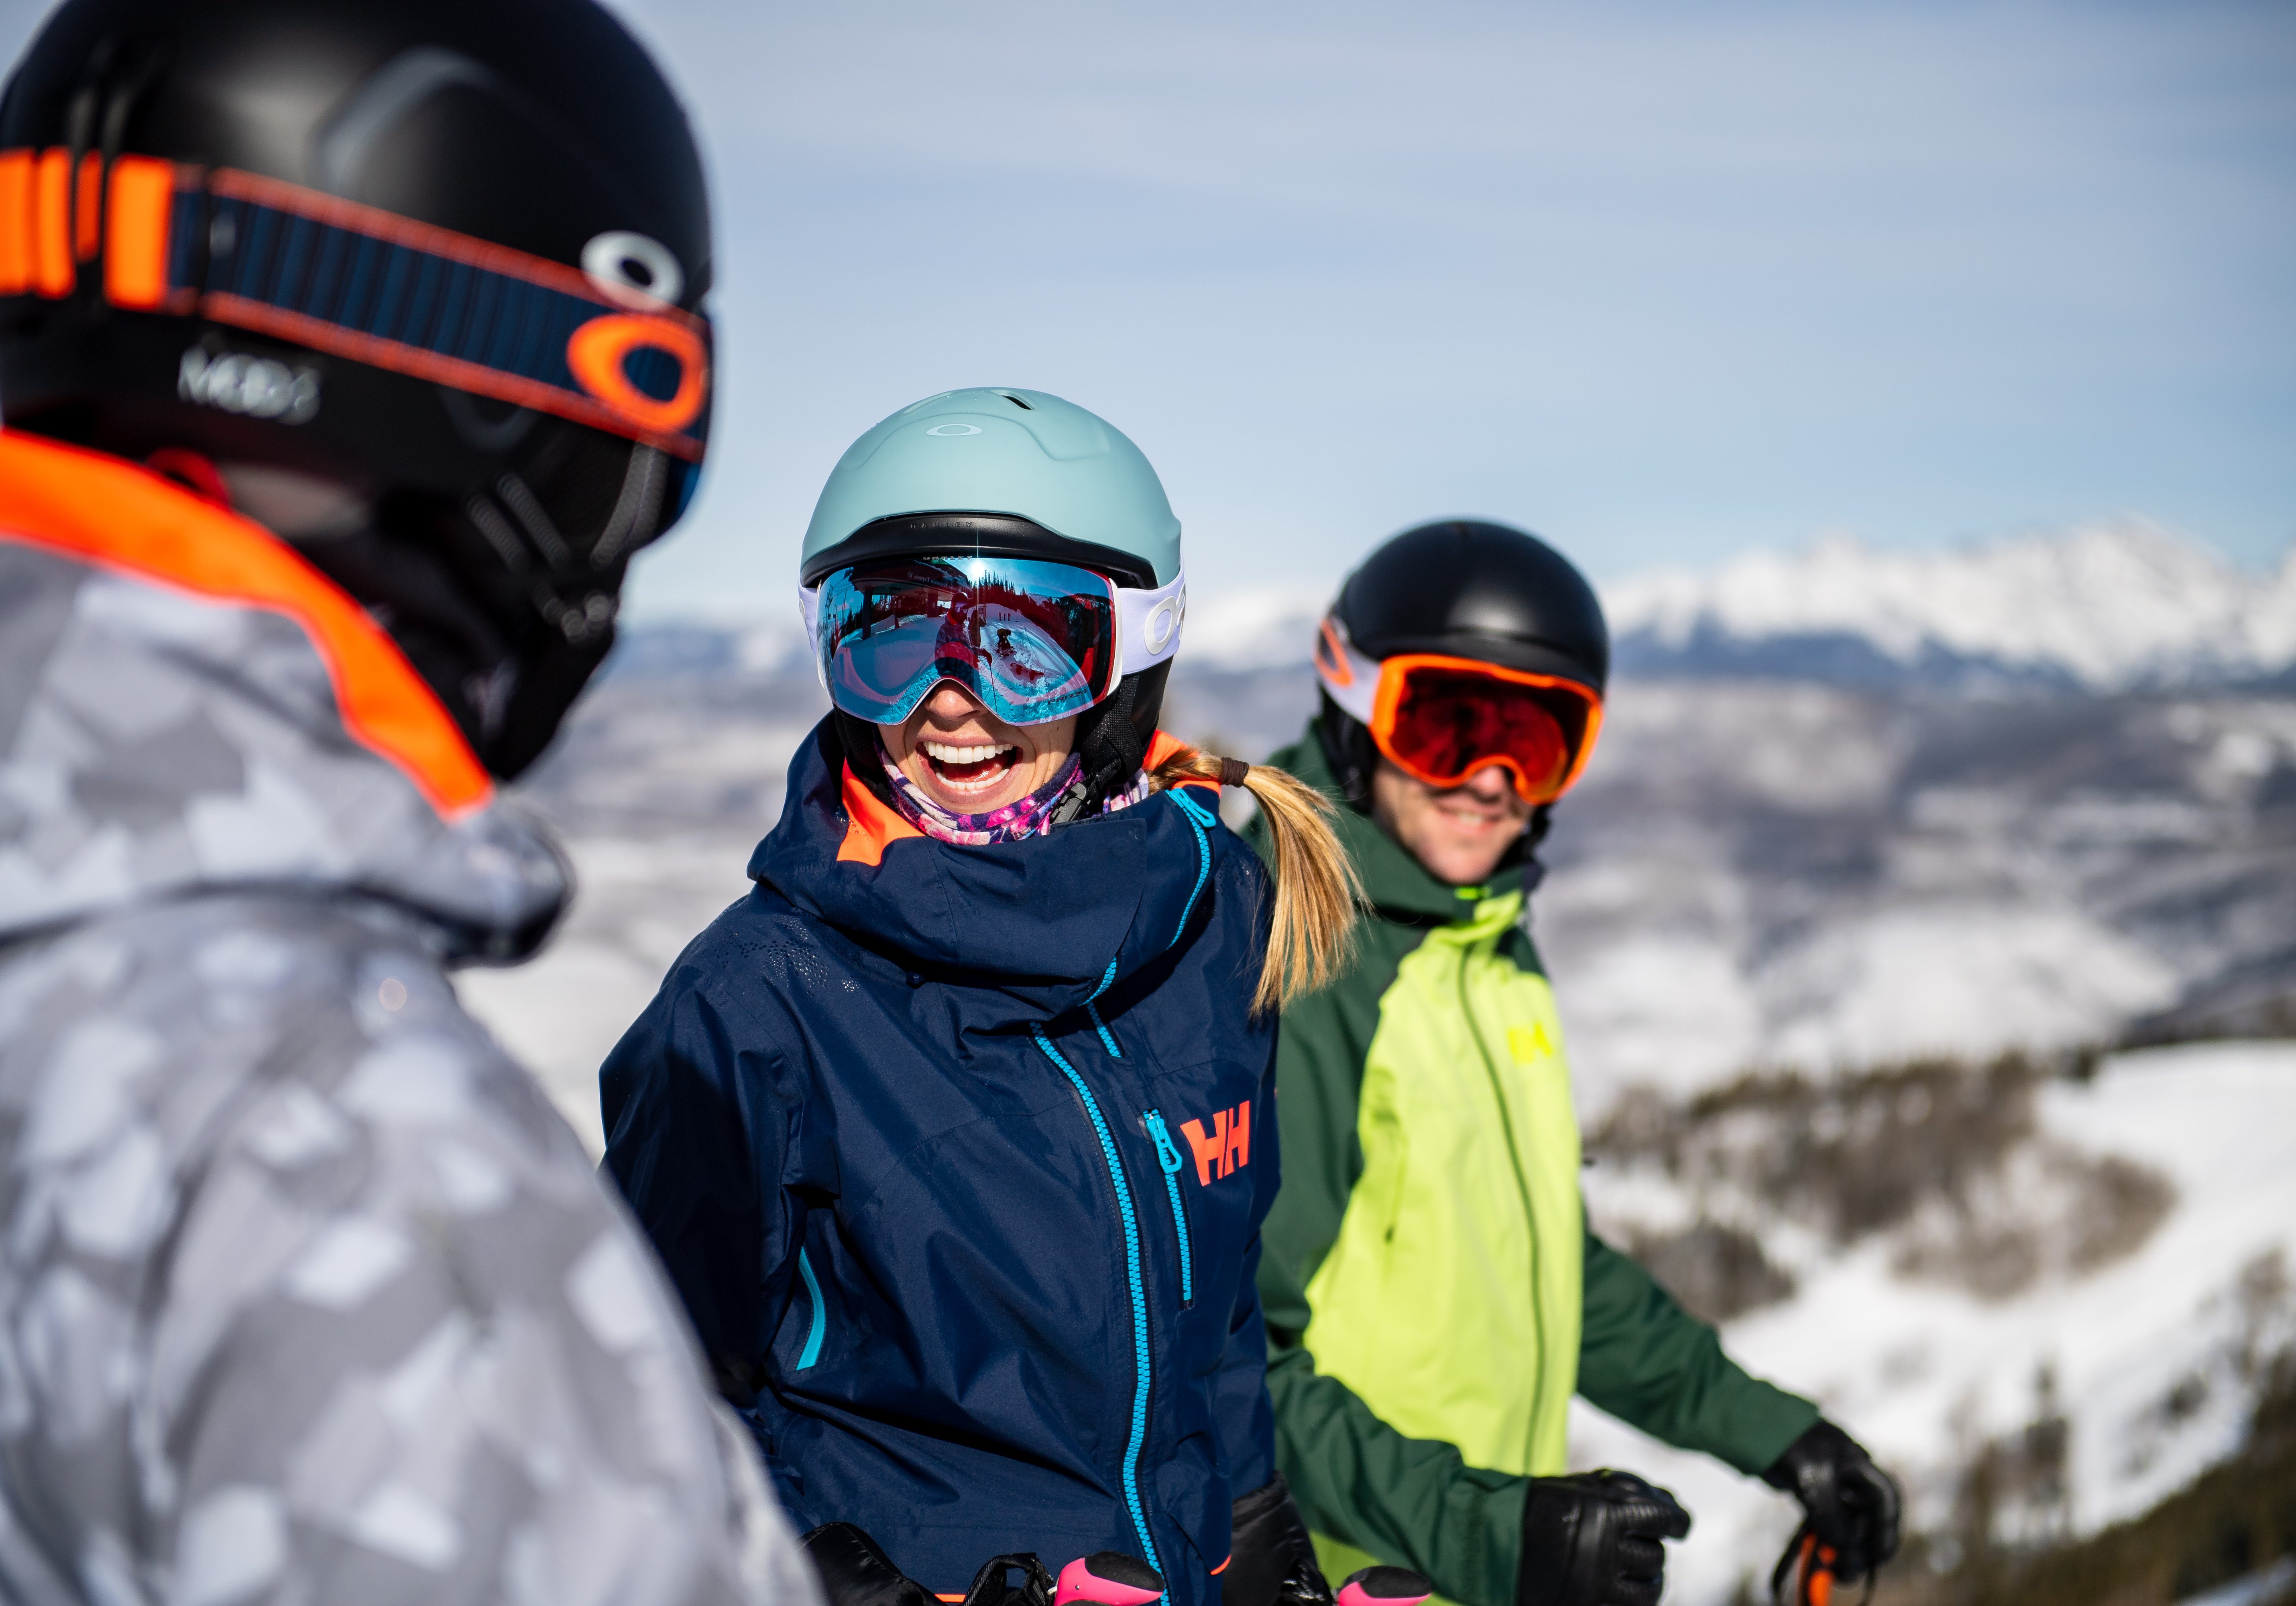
[1179,1103,1251,1185]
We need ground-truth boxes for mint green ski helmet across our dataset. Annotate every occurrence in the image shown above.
[798,387,1188,811]
[798,388,1182,587]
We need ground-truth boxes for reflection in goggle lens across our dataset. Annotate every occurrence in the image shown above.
[818,556,1118,727]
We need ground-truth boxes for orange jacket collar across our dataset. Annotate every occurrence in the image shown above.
[0,430,492,818]
[835,729,1213,866]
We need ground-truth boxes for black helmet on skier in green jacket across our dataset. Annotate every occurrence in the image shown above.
[1248,518,1901,1606]
[1311,518,1608,824]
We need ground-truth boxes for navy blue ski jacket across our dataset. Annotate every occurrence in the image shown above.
[602,721,1280,1605]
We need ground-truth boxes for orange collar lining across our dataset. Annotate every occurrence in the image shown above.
[0,430,492,817]
[836,730,1214,865]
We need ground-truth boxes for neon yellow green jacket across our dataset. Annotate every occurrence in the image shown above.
[1250,729,1817,1606]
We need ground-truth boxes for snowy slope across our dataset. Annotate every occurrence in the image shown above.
[1607,523,2296,691]
[1574,1041,2296,1604]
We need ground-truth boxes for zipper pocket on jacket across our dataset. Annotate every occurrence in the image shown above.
[793,1246,827,1371]
[1142,1110,1195,1308]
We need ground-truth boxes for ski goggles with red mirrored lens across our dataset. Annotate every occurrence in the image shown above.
[1315,615,1604,804]
[800,555,1188,728]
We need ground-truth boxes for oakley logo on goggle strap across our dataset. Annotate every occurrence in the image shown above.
[0,148,709,461]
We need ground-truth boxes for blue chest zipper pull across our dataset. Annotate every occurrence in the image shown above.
[1142,1111,1195,1307]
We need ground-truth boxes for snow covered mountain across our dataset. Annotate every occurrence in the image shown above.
[1607,522,2296,691]
[615,520,2296,692]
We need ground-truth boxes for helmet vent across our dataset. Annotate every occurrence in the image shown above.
[998,392,1033,409]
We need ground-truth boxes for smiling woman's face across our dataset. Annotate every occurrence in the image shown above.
[878,681,1081,814]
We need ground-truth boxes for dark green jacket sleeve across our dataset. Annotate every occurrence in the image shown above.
[1577,1224,1819,1474]
[1267,1344,1526,1606]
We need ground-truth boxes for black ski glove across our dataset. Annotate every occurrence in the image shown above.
[803,1524,937,1606]
[1516,1471,1691,1606]
[1761,1421,1902,1584]
[803,1526,1060,1606]
[1223,1473,1335,1606]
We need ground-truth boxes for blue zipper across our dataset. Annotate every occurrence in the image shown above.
[1086,1000,1123,1059]
[1030,1024,1165,1586]
[1167,789,1216,943]
[1086,957,1124,1058]
[794,1246,826,1370]
[1142,1111,1195,1306]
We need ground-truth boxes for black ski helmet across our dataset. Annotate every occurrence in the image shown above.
[1317,518,1609,809]
[0,0,713,777]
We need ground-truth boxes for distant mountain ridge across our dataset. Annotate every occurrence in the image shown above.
[611,521,2296,692]
[1606,520,2296,691]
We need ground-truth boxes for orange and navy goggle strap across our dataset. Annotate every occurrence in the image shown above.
[0,147,708,462]
[1314,613,1607,797]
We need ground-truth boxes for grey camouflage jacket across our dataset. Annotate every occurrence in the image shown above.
[0,451,821,1606]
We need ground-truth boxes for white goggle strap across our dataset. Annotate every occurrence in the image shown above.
[1313,612,1382,726]
[1112,571,1188,679]
[797,584,826,691]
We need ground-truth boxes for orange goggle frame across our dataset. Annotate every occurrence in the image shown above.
[1316,618,1605,805]
[0,147,709,461]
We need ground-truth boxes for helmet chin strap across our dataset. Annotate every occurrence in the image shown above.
[1048,660,1171,827]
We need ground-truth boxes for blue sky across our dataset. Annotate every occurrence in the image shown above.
[5,0,2292,617]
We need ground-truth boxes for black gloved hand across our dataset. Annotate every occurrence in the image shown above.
[806,1527,1060,1606]
[1223,1473,1335,1606]
[1516,1471,1691,1606]
[1761,1421,1902,1584]
[963,1553,1057,1606]
[803,1524,938,1606]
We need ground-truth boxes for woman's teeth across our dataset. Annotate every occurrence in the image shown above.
[920,739,1020,792]
[922,742,1014,764]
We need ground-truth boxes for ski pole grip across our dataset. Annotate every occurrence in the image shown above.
[1054,1553,1165,1606]
[1337,1567,1434,1606]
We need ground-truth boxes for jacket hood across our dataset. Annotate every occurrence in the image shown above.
[1270,723,1531,923]
[0,432,567,960]
[749,720,1232,1023]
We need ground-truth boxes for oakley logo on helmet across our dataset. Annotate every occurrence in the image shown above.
[925,423,981,436]
[582,230,684,309]
[178,345,321,425]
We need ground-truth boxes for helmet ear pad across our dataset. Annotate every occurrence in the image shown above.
[833,709,899,807]
[1074,658,1171,806]
[1316,691,1380,810]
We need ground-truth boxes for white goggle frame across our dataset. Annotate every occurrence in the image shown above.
[797,569,1189,698]
[1312,612,1383,726]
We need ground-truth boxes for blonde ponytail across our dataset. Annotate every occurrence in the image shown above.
[1148,745,1361,1015]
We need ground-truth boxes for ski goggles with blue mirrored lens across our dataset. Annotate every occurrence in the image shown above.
[800,555,1188,728]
